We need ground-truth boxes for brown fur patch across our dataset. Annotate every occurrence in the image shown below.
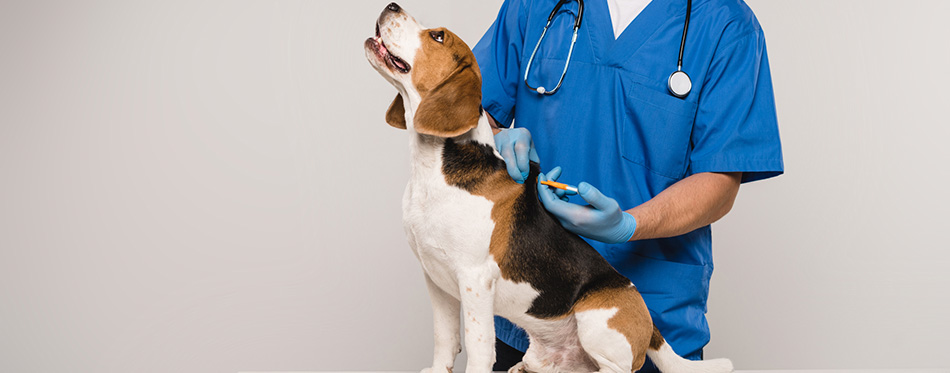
[650,324,665,350]
[574,286,654,369]
[409,28,482,137]
[450,162,521,262]
[476,172,523,263]
[411,28,481,92]
[386,93,407,129]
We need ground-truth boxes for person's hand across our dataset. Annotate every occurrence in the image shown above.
[537,167,637,244]
[493,127,540,184]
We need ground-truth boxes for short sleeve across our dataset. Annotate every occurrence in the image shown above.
[473,0,529,127]
[689,26,784,183]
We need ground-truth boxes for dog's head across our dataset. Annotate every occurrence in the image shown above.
[364,3,482,138]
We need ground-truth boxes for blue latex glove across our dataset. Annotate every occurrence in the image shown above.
[537,167,637,244]
[493,127,540,184]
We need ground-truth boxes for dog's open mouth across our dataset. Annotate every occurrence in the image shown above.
[369,23,410,74]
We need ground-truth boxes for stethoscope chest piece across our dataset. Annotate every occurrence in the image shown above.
[667,0,694,99]
[668,70,692,98]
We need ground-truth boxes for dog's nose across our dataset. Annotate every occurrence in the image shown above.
[386,2,401,12]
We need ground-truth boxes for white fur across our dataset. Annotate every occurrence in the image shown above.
[575,308,634,373]
[365,8,424,129]
[378,9,423,69]
[400,120,500,373]
[423,273,461,373]
[518,316,599,373]
[493,278,540,319]
[647,342,734,373]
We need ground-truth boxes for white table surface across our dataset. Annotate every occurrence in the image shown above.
[238,368,950,373]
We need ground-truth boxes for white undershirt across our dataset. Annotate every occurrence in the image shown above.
[606,0,653,39]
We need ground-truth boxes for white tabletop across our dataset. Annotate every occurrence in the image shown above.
[238,368,950,373]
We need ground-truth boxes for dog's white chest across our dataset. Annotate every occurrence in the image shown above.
[401,153,496,296]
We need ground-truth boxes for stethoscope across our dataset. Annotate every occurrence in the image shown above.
[524,0,693,98]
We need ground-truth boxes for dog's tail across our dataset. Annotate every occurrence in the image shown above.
[646,325,733,373]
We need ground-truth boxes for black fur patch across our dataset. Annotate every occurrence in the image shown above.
[442,138,505,190]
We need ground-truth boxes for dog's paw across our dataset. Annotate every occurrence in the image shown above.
[507,362,527,373]
[420,367,452,373]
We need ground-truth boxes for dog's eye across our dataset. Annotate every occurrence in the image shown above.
[430,30,444,43]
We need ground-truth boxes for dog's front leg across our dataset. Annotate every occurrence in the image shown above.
[423,274,461,373]
[458,265,497,373]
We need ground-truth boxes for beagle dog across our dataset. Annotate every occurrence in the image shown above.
[364,3,733,373]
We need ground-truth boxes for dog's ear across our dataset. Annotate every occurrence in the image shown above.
[413,66,481,138]
[386,94,407,130]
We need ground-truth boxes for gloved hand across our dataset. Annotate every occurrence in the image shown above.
[537,167,637,244]
[493,127,540,184]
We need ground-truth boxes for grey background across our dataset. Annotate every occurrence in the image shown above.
[1,1,948,372]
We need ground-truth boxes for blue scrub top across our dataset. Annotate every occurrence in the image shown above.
[473,0,784,360]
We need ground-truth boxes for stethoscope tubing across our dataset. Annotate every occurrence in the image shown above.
[677,0,691,71]
[524,0,584,95]
[524,0,692,98]
[668,0,693,98]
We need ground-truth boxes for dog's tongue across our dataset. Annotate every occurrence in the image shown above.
[373,35,407,71]
[392,56,408,71]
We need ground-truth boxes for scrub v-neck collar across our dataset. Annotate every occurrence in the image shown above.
[586,0,684,66]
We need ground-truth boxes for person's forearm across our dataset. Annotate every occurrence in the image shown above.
[627,172,742,240]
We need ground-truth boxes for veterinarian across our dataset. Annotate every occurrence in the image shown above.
[473,0,783,371]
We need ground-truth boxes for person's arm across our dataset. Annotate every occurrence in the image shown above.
[627,171,741,240]
[537,168,741,243]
